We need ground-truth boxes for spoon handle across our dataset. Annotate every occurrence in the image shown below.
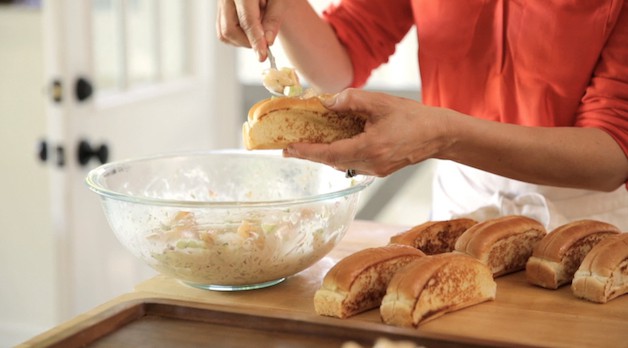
[267,47,277,70]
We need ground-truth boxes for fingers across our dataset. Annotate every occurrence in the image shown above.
[284,141,398,177]
[284,135,378,175]
[283,144,352,175]
[216,0,268,61]
[262,0,283,46]
[283,90,423,177]
[216,0,251,48]
[217,0,279,61]
[235,0,268,60]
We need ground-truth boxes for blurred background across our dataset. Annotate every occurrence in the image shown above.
[0,0,434,345]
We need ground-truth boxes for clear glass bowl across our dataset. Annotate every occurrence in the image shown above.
[86,150,373,291]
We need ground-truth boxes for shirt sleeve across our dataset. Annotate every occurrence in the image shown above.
[575,1,628,181]
[322,0,415,88]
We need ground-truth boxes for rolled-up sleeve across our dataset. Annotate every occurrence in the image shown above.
[575,1,628,175]
[322,0,414,88]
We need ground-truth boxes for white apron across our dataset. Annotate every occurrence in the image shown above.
[431,160,628,231]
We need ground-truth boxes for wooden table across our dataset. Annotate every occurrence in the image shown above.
[18,220,628,348]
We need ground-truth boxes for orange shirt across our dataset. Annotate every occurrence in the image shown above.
[324,0,628,177]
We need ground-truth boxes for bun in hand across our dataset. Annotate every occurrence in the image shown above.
[243,96,365,150]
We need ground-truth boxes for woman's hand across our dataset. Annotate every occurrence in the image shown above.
[216,0,287,61]
[216,0,353,92]
[283,89,628,191]
[283,89,455,177]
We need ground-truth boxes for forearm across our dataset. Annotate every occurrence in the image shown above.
[278,1,353,93]
[441,113,628,191]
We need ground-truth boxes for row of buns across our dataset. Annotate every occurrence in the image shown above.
[525,220,621,291]
[314,215,627,328]
[314,244,496,327]
[390,216,628,303]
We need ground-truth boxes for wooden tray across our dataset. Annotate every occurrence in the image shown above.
[22,221,628,348]
[42,298,503,348]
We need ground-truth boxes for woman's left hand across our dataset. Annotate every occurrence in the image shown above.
[283,88,455,177]
[283,89,628,191]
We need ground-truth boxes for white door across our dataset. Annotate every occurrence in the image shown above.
[43,0,241,320]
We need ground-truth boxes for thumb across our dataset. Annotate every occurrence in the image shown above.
[319,88,383,116]
[318,93,339,108]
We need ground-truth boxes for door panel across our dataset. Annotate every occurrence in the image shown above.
[43,0,241,320]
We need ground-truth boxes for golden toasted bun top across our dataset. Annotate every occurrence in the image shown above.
[386,253,489,301]
[389,221,440,245]
[322,244,425,292]
[248,95,332,122]
[532,220,620,262]
[455,215,546,255]
[577,233,628,277]
[390,218,478,247]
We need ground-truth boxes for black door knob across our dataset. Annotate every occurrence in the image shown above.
[75,77,93,102]
[78,140,109,166]
[38,139,48,162]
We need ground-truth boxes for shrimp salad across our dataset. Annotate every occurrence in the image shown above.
[146,208,345,286]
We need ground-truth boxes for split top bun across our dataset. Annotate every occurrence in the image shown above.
[243,96,366,150]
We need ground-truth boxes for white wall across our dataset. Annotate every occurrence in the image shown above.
[0,6,57,347]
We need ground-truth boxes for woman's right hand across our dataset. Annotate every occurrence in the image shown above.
[216,0,287,62]
[217,0,353,92]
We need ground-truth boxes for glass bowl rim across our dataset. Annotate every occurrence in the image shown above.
[85,149,375,208]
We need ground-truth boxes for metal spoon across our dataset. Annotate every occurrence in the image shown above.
[262,47,286,97]
[267,46,277,70]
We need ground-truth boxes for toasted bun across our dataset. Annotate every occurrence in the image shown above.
[526,220,620,289]
[389,218,478,255]
[243,96,365,150]
[314,244,425,319]
[454,215,546,277]
[380,253,496,327]
[572,233,628,303]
